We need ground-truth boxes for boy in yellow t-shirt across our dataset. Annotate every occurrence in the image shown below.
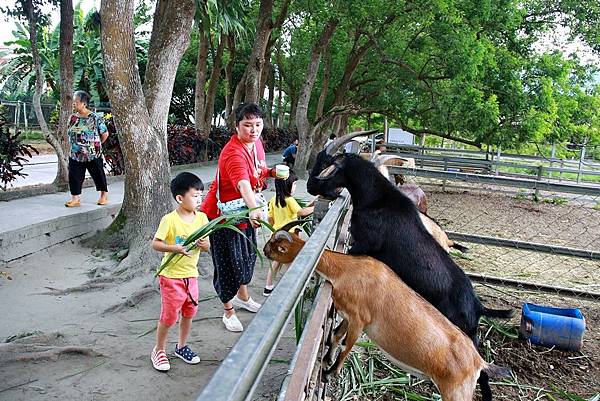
[150,172,210,372]
[264,170,314,295]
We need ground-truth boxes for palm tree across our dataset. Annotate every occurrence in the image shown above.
[0,2,150,105]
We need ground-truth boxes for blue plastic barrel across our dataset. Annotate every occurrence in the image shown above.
[520,303,586,351]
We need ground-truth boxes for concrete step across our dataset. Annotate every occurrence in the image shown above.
[0,153,285,264]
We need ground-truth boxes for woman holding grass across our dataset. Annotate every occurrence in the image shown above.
[201,103,287,332]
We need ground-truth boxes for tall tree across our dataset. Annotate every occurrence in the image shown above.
[55,0,73,186]
[232,0,290,107]
[294,17,338,175]
[194,0,246,135]
[99,0,195,275]
[21,0,70,186]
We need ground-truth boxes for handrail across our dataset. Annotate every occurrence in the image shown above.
[194,190,351,401]
[385,143,600,167]
[389,166,600,196]
[389,152,600,176]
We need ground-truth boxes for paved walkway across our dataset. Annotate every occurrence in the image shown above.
[0,153,284,235]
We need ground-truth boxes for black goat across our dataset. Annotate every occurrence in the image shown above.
[307,133,514,343]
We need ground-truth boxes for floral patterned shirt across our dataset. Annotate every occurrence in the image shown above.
[67,113,107,162]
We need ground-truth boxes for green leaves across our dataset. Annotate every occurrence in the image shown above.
[155,209,252,277]
[155,208,279,277]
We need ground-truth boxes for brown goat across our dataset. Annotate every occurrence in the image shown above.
[263,230,509,401]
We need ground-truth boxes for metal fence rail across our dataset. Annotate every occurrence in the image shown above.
[388,166,600,196]
[277,202,352,401]
[389,152,600,180]
[389,164,600,301]
[386,143,600,168]
[195,191,351,401]
[446,231,600,261]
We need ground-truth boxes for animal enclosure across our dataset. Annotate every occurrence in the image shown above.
[334,167,600,400]
[394,168,600,299]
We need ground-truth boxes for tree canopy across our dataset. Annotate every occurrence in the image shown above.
[1,0,598,153]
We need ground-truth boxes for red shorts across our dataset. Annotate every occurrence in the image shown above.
[159,276,199,326]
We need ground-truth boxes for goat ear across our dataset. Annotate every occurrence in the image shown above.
[273,230,293,243]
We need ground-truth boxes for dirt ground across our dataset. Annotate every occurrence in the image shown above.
[25,141,55,155]
[347,286,600,401]
[327,187,599,401]
[0,181,297,401]
[0,239,297,401]
[430,188,600,399]
[1,184,598,401]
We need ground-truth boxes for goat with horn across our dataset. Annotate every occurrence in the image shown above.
[307,131,514,344]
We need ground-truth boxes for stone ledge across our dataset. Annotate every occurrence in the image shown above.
[0,203,121,263]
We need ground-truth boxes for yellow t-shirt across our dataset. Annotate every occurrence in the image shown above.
[154,210,209,278]
[268,196,302,230]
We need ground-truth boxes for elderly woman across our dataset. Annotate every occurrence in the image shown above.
[64,90,109,207]
[202,103,285,332]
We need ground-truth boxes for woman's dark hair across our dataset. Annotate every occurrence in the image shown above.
[170,172,204,199]
[234,103,266,125]
[274,169,298,208]
[74,90,91,107]
[329,133,336,140]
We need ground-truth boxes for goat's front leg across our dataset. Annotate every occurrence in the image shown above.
[322,319,362,382]
[324,318,348,366]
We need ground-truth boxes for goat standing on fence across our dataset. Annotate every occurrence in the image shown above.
[306,132,514,344]
[263,226,511,401]
[366,152,468,253]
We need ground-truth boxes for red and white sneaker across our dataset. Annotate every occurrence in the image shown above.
[151,347,170,372]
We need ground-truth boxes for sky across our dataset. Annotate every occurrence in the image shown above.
[0,0,98,47]
[0,1,597,68]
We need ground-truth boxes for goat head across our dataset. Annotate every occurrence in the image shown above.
[308,130,377,198]
[263,230,303,264]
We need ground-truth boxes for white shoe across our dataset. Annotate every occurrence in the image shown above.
[223,313,243,332]
[232,295,262,313]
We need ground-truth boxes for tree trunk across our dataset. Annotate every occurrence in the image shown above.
[294,18,338,177]
[336,114,349,137]
[25,0,69,188]
[259,59,271,102]
[332,32,374,106]
[288,90,297,130]
[224,33,235,122]
[227,69,246,127]
[308,118,333,166]
[143,0,196,133]
[244,0,274,103]
[194,22,209,134]
[202,34,225,135]
[315,45,331,121]
[276,66,283,127]
[266,65,275,127]
[54,0,74,187]
[101,0,195,259]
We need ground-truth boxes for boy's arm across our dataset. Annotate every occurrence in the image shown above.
[195,237,210,252]
[152,238,191,256]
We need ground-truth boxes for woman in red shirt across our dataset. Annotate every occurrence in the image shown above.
[201,103,282,332]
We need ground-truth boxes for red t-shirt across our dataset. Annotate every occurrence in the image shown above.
[201,134,271,220]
